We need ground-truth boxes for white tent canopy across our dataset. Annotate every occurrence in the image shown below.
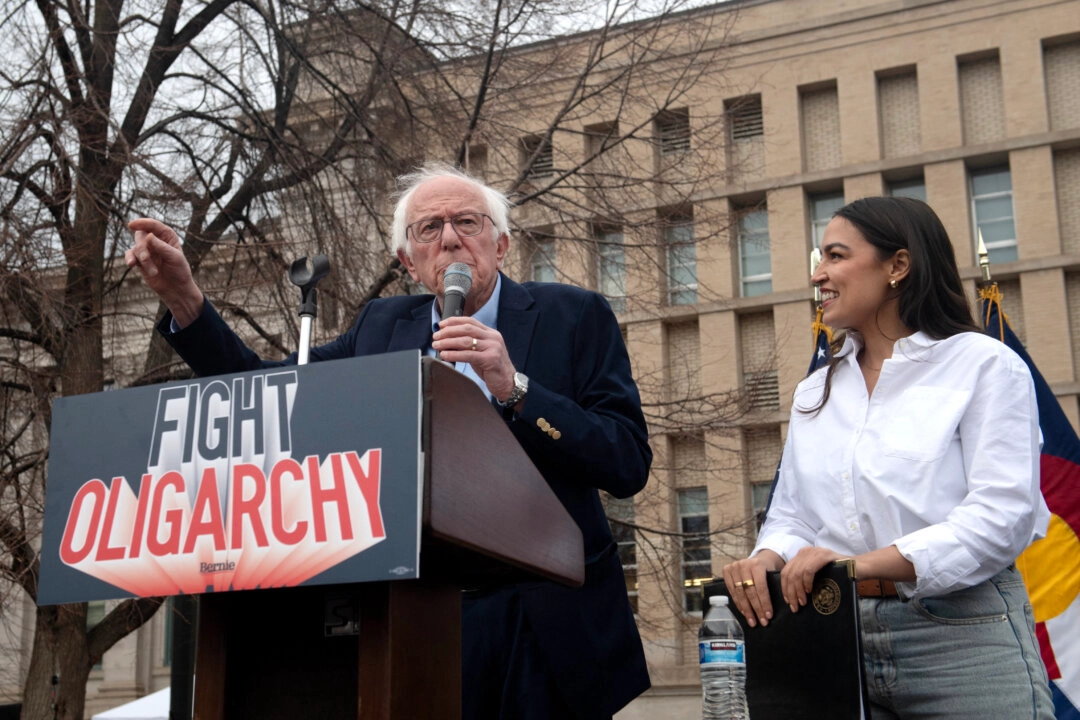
[91,687,170,720]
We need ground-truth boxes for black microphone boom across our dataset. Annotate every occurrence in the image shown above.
[442,263,472,318]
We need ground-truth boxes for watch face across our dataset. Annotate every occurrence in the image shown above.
[506,372,528,405]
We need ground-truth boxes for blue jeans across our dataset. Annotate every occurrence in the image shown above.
[859,566,1054,719]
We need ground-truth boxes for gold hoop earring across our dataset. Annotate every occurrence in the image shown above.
[889,279,898,288]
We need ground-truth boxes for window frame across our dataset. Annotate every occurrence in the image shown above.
[737,206,772,297]
[809,191,845,250]
[656,108,691,156]
[530,234,557,283]
[727,95,764,142]
[664,217,697,306]
[521,134,554,180]
[887,177,927,202]
[678,486,711,614]
[970,165,1017,264]
[595,226,627,313]
[604,494,639,614]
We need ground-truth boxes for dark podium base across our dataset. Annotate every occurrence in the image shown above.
[194,579,461,720]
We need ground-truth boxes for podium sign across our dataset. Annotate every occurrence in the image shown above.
[38,351,424,606]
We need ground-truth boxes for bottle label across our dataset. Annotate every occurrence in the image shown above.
[699,638,745,665]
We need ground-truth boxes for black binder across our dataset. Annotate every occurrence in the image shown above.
[702,560,870,720]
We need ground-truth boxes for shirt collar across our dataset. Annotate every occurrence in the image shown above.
[834,329,936,364]
[429,273,502,333]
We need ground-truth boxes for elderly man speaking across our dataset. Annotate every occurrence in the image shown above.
[126,163,653,720]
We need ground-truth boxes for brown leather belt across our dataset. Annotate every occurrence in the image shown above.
[856,579,899,598]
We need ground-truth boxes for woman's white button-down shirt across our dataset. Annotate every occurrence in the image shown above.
[755,330,1050,599]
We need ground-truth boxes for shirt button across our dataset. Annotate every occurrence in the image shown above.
[849,523,858,531]
[842,472,850,480]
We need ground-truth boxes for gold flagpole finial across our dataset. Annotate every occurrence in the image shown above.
[977,229,992,283]
[810,248,823,304]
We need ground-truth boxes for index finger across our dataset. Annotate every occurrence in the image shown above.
[741,569,774,626]
[127,218,179,245]
[436,315,483,331]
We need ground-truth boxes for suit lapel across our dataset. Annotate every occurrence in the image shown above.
[387,302,434,353]
[497,275,538,371]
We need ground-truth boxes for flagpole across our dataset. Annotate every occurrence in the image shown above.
[977,229,992,287]
[976,229,1006,341]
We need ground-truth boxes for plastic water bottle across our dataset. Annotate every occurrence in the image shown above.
[698,594,748,720]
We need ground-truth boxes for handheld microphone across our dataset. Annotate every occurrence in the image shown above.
[442,263,472,318]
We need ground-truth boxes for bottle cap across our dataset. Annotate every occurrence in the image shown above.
[709,594,727,607]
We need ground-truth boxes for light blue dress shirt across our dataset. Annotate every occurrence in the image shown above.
[428,274,502,402]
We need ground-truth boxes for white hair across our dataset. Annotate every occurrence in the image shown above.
[390,162,511,258]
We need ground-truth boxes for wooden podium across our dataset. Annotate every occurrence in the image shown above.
[191,358,584,720]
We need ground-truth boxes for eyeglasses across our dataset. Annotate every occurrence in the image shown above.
[408,213,491,244]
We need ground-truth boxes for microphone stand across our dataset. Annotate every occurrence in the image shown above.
[289,255,330,365]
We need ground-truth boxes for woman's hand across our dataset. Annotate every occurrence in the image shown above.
[721,550,784,627]
[779,546,845,613]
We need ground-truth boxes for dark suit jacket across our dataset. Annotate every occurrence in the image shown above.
[160,274,652,717]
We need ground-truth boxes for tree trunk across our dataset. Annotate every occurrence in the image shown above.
[22,603,91,720]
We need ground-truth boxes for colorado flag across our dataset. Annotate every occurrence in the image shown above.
[983,288,1080,720]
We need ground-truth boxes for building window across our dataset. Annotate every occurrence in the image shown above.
[810,191,844,249]
[585,121,619,158]
[530,233,557,282]
[737,206,771,297]
[728,95,763,142]
[466,144,488,176]
[664,215,697,305]
[521,134,553,180]
[971,166,1016,264]
[743,369,780,411]
[678,487,711,613]
[604,494,638,613]
[751,477,775,528]
[888,177,926,202]
[746,427,783,527]
[656,108,690,156]
[740,311,778,411]
[595,226,626,313]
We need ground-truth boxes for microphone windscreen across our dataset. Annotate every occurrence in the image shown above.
[442,262,472,317]
[444,262,472,296]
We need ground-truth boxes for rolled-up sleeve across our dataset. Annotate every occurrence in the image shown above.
[894,349,1041,598]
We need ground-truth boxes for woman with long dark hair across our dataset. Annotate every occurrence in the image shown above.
[723,196,1053,718]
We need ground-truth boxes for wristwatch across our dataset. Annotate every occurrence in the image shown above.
[500,372,529,408]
